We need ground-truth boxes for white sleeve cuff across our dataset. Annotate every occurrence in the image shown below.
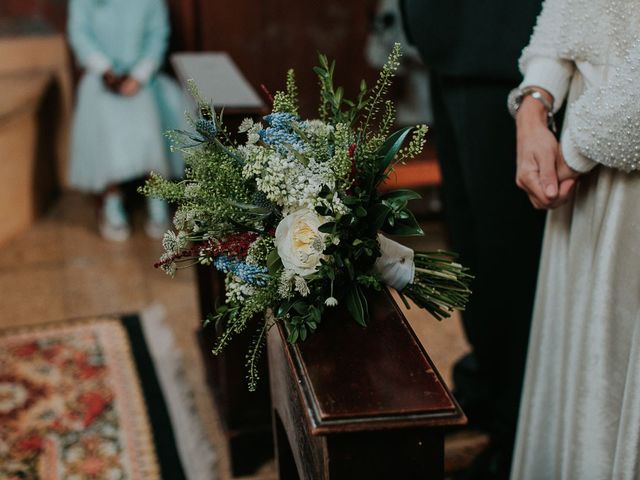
[521,57,575,113]
[85,52,112,75]
[130,59,158,84]
[561,127,598,173]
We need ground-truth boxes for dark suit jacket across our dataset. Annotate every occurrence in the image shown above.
[401,0,542,81]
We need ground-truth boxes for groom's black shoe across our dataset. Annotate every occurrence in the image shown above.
[452,353,493,430]
[453,442,512,480]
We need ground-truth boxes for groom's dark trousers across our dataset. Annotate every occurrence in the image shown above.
[402,1,545,478]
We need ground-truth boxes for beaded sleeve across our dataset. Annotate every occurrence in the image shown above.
[519,0,576,110]
[567,40,640,172]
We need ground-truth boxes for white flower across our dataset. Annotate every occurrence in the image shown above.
[238,118,254,133]
[278,269,295,298]
[162,230,179,253]
[275,209,327,276]
[294,275,310,297]
[325,297,338,307]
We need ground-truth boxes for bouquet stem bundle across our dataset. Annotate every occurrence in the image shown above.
[400,252,473,321]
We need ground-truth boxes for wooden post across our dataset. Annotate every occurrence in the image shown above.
[196,266,275,477]
[268,288,465,479]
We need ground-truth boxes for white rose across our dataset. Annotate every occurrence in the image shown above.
[275,209,327,276]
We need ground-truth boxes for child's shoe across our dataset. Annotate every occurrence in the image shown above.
[100,192,131,242]
[145,197,170,239]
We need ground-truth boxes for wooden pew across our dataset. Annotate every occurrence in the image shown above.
[268,288,465,479]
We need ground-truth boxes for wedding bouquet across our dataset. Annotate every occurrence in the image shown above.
[142,44,472,390]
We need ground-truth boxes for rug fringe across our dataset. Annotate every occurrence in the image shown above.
[140,304,217,480]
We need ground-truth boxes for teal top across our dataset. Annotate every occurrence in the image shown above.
[68,0,169,79]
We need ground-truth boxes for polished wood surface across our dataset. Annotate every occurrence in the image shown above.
[268,288,466,479]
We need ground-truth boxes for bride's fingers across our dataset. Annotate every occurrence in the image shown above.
[528,193,545,210]
[550,178,577,209]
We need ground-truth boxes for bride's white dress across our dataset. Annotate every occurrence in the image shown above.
[511,0,640,478]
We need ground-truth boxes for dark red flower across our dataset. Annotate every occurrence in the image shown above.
[348,143,357,158]
[260,84,274,104]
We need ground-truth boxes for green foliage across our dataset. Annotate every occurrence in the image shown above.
[245,320,270,391]
[140,171,186,202]
[273,69,300,115]
[281,301,321,343]
[346,285,368,326]
[315,55,369,125]
[357,42,402,146]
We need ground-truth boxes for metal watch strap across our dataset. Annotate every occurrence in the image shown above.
[509,87,557,133]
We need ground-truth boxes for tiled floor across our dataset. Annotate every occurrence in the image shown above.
[0,191,485,479]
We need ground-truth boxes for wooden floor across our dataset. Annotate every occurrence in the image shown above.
[0,191,485,479]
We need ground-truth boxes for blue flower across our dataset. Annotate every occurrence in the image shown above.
[196,118,217,142]
[214,255,269,286]
[259,112,305,154]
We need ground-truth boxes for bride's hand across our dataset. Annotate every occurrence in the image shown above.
[550,149,580,209]
[515,90,563,209]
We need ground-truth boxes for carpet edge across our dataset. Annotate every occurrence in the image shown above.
[140,304,217,480]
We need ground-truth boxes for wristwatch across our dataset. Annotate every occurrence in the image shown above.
[508,86,557,133]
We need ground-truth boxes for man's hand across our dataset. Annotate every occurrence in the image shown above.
[119,76,141,97]
[515,91,578,209]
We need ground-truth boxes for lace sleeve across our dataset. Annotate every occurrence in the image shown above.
[568,40,640,172]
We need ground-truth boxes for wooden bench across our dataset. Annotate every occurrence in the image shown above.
[268,288,465,479]
[0,34,72,245]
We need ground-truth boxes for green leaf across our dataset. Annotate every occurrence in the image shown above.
[313,66,327,77]
[288,328,299,344]
[346,287,366,327]
[381,189,422,202]
[267,249,283,274]
[335,86,343,105]
[315,205,331,216]
[382,209,424,236]
[292,302,308,314]
[376,127,413,176]
[343,196,361,206]
[226,199,271,215]
[369,203,392,231]
[359,288,369,323]
[277,300,294,317]
[318,222,336,234]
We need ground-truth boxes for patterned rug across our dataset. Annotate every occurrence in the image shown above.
[0,313,215,480]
